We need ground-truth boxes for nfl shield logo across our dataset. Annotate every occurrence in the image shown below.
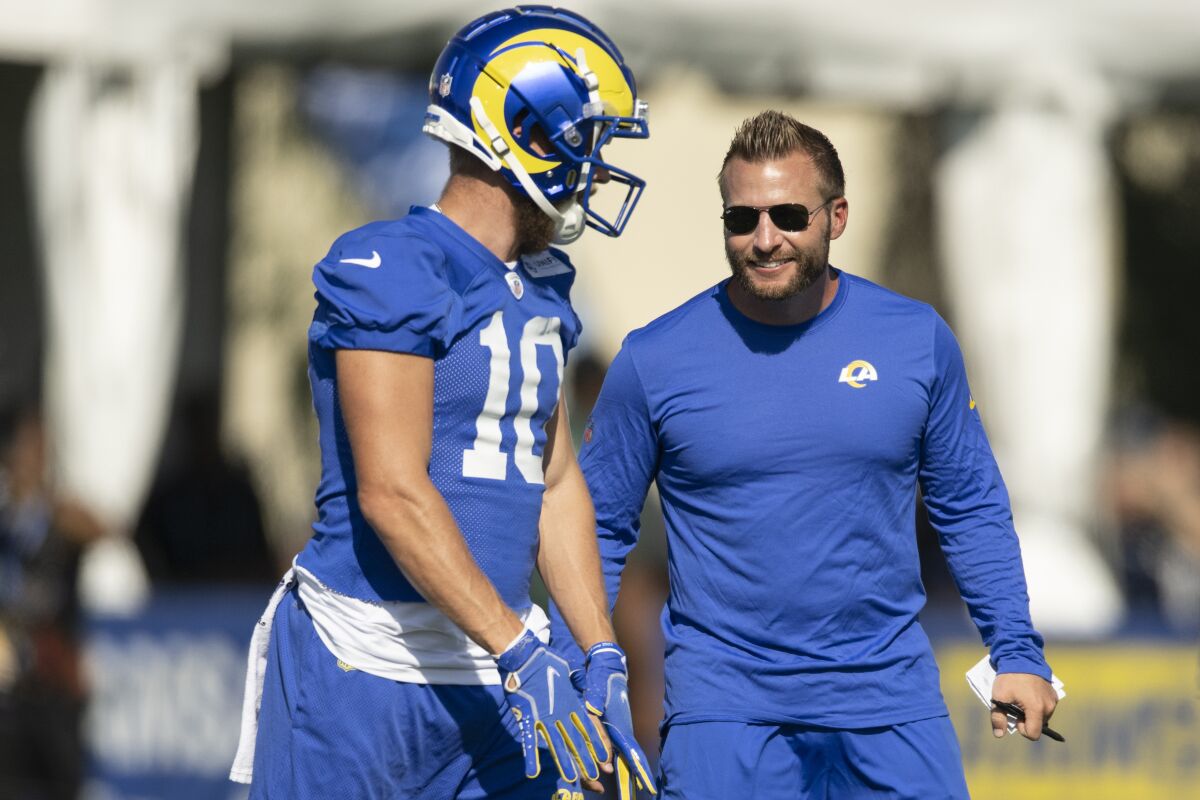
[506,271,524,300]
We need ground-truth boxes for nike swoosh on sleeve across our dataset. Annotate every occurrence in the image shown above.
[339,250,382,268]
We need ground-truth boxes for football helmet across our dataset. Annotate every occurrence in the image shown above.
[423,5,649,243]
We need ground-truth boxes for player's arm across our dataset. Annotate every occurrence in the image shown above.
[336,348,524,654]
[340,348,604,781]
[537,387,615,651]
[538,387,658,797]
[546,343,659,668]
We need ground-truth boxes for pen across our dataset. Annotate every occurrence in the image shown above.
[991,700,1065,742]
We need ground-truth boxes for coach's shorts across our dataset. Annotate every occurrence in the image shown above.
[658,717,970,800]
[249,588,578,800]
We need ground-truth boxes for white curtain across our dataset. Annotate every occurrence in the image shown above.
[29,59,200,613]
[934,62,1124,636]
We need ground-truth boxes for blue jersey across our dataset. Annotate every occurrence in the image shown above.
[297,206,581,609]
[554,271,1049,729]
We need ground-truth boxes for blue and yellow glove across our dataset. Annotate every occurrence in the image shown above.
[581,641,658,799]
[496,629,607,784]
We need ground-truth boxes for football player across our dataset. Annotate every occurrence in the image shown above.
[230,7,656,799]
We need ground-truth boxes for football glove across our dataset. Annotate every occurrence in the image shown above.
[496,629,607,784]
[581,641,658,798]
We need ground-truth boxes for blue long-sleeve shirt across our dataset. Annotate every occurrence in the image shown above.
[553,271,1049,728]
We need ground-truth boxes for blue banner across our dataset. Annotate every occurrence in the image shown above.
[83,587,269,800]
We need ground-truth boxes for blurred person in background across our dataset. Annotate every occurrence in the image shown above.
[230,7,656,799]
[0,403,103,800]
[135,391,276,584]
[551,110,1058,799]
[1106,410,1200,634]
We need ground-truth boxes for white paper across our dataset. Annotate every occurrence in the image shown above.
[965,655,1065,734]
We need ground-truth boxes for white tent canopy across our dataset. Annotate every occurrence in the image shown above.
[4,1,1200,96]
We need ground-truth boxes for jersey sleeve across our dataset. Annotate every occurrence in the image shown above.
[309,234,461,356]
[548,341,659,666]
[918,313,1051,680]
[562,305,583,362]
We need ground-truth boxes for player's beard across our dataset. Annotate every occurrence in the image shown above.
[725,222,831,302]
[514,194,557,255]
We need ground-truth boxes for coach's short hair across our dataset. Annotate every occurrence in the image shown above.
[719,110,845,200]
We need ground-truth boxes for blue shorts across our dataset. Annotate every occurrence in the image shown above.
[248,588,579,800]
[658,717,969,800]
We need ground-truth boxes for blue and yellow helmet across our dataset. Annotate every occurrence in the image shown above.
[423,5,649,243]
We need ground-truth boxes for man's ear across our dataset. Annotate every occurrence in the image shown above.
[829,197,849,241]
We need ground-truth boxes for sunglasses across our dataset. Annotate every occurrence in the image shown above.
[721,199,835,235]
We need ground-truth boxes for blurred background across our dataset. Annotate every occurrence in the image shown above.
[0,1,1197,797]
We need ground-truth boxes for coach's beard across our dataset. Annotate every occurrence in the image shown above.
[726,235,830,302]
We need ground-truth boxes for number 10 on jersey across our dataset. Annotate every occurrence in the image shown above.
[462,311,563,484]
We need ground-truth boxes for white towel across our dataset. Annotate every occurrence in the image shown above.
[227,564,551,784]
[229,569,295,784]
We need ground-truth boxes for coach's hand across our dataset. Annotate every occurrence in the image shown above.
[991,672,1059,741]
[496,630,606,784]
[581,642,658,799]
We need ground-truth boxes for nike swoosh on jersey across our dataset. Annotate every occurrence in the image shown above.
[339,250,382,268]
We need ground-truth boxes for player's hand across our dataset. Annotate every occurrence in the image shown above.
[566,667,612,794]
[581,642,658,798]
[496,630,607,784]
[991,672,1058,741]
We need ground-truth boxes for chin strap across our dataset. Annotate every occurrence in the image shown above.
[423,104,501,170]
[549,200,586,245]
[423,101,586,244]
[424,101,588,244]
[469,97,588,244]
